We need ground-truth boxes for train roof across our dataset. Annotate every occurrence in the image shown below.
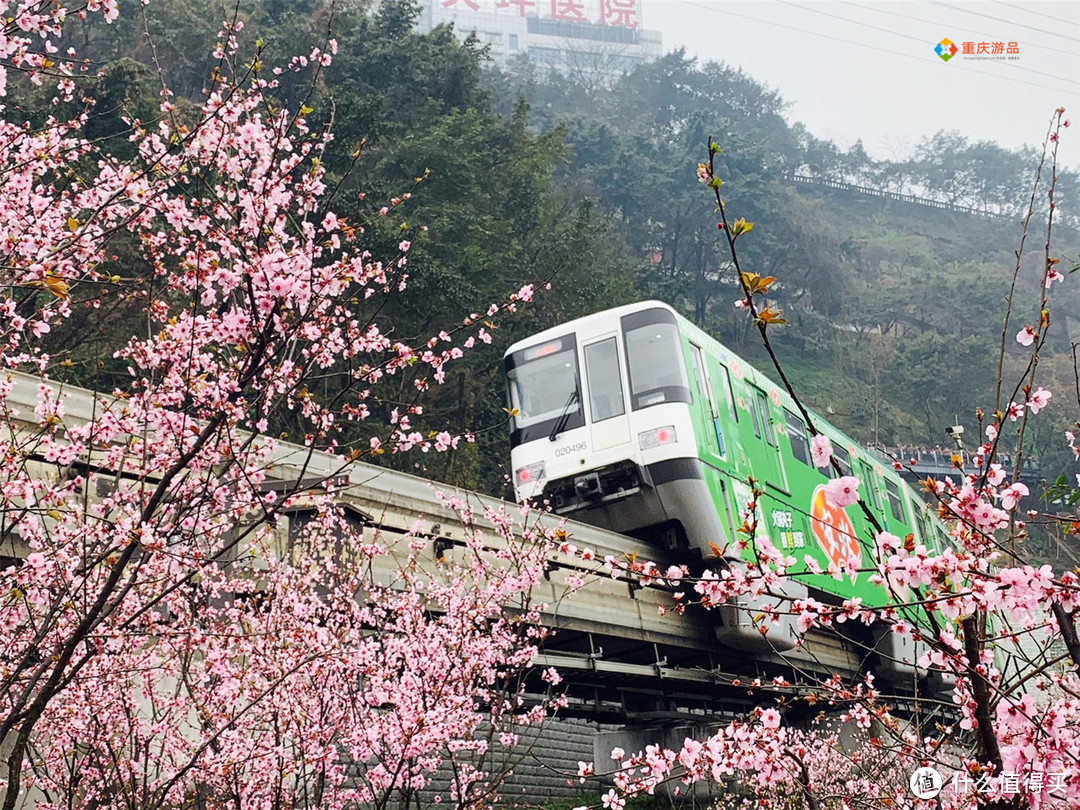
[503,300,679,358]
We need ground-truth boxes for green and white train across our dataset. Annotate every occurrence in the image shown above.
[505,301,946,665]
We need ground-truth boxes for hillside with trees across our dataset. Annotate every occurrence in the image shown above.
[20,0,1080,498]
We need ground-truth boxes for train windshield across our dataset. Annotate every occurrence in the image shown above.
[621,308,691,410]
[506,335,584,445]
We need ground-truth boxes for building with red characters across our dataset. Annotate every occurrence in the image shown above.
[417,0,663,81]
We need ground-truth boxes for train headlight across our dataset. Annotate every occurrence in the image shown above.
[638,426,677,450]
[515,462,546,485]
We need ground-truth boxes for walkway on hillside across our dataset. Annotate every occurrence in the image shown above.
[784,173,1014,221]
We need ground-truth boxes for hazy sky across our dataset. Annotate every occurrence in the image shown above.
[643,0,1079,163]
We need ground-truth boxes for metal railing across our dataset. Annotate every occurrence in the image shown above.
[784,173,1015,221]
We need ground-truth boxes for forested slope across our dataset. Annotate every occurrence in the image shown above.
[21,0,1080,497]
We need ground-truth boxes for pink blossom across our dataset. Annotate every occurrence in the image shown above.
[759,708,782,729]
[810,433,833,468]
[1016,325,1037,346]
[874,531,901,555]
[1000,482,1029,510]
[824,476,859,507]
[1028,387,1052,414]
[541,667,562,685]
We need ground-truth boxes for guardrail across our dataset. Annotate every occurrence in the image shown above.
[867,445,1042,486]
[784,173,1014,221]
[1,370,873,719]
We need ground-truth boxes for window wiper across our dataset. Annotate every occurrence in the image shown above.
[549,388,580,442]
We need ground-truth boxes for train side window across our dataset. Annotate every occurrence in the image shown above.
[718,364,738,422]
[751,388,776,446]
[832,444,851,477]
[918,506,937,549]
[784,409,811,466]
[584,337,625,422]
[858,460,883,513]
[884,478,905,523]
[908,497,924,544]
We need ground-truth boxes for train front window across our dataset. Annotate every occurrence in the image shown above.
[506,335,584,445]
[621,308,691,411]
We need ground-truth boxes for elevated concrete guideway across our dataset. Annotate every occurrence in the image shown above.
[4,371,885,722]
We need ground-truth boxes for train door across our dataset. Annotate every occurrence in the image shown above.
[749,386,788,491]
[689,343,724,458]
[583,335,630,452]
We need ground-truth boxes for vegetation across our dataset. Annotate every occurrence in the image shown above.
[10,0,1079,495]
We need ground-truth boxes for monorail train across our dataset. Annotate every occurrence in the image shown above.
[504,301,947,662]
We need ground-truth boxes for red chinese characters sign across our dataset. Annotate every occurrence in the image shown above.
[600,0,638,28]
[495,0,537,16]
[441,0,640,28]
[550,0,588,23]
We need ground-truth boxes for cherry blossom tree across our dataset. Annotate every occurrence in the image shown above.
[1,4,556,808]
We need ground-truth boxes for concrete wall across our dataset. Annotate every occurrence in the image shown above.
[422,718,612,805]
